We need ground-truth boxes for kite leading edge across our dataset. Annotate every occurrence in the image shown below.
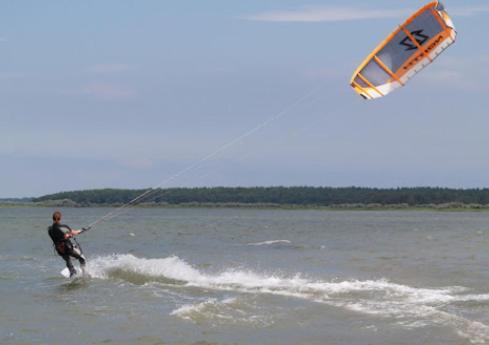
[350,1,457,100]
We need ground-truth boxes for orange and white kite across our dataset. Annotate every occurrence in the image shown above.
[350,1,456,100]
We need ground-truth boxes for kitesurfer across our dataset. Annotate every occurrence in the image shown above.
[48,211,86,277]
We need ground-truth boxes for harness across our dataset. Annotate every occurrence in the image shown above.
[48,225,83,256]
[54,240,72,255]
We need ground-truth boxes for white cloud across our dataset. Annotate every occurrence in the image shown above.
[450,5,489,17]
[81,83,136,100]
[61,83,136,100]
[245,4,489,23]
[0,37,7,42]
[303,67,345,80]
[245,6,408,23]
[0,72,23,79]
[117,158,154,170]
[418,54,489,92]
[425,69,464,84]
[90,63,131,73]
[481,54,489,62]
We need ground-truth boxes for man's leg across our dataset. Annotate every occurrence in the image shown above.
[71,246,86,274]
[62,255,76,277]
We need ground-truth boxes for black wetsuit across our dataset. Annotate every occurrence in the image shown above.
[48,223,86,277]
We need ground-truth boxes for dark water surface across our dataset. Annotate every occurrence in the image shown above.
[1,207,489,345]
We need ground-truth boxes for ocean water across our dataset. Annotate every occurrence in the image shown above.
[1,207,489,345]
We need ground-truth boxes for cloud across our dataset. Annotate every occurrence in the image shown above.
[0,72,23,79]
[303,67,345,80]
[418,54,489,92]
[90,63,131,73]
[425,69,464,84]
[481,54,489,62]
[117,158,154,170]
[61,81,137,100]
[450,5,489,17]
[245,4,489,23]
[245,6,408,23]
[80,83,136,100]
[0,36,7,42]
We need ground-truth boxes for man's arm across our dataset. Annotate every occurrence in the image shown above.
[60,225,82,239]
[64,229,81,239]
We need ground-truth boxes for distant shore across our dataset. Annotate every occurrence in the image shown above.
[5,186,489,211]
[3,200,489,211]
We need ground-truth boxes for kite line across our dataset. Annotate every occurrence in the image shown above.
[83,84,325,231]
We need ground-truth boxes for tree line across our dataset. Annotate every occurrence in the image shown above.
[32,187,489,207]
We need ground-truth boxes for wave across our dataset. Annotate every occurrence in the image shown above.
[86,254,489,344]
[247,240,292,246]
[170,297,274,327]
[88,255,201,285]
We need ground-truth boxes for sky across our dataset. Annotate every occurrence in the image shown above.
[1,0,489,197]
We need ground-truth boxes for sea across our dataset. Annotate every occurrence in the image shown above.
[1,207,489,345]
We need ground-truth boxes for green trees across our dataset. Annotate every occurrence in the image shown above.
[32,187,489,207]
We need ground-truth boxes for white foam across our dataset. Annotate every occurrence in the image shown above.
[85,254,489,343]
[171,299,218,321]
[247,240,292,246]
[87,254,204,282]
[171,297,273,327]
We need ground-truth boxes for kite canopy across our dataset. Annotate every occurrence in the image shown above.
[350,1,456,100]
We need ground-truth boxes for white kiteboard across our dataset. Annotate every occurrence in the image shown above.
[60,267,86,279]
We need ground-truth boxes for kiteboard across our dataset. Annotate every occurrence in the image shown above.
[60,267,88,279]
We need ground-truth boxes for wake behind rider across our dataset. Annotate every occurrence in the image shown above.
[48,211,86,277]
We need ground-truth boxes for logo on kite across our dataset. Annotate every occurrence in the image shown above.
[350,1,457,100]
[400,30,429,51]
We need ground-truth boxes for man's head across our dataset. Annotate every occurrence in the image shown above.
[52,211,62,223]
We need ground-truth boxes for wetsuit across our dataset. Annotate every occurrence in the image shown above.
[48,223,86,277]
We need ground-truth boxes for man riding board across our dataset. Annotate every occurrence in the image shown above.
[48,211,86,277]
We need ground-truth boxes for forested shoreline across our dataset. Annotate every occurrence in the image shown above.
[21,187,489,209]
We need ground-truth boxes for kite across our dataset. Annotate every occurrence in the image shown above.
[350,1,457,100]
